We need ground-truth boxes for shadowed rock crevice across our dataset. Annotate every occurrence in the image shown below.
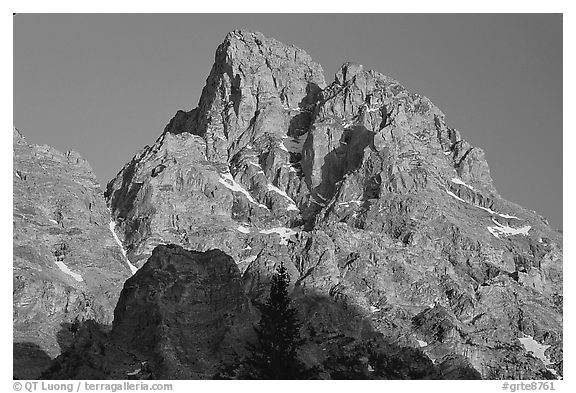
[105,158,141,220]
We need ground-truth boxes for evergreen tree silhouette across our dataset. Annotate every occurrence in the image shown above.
[243,263,310,379]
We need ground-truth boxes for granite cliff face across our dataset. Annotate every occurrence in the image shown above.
[21,30,562,380]
[13,129,133,379]
[104,30,562,379]
[105,30,326,268]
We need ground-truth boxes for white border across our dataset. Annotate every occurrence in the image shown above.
[3,3,573,392]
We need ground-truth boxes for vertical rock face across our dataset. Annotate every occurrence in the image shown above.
[179,30,326,161]
[13,128,132,379]
[42,245,254,380]
[103,30,562,379]
[106,30,326,268]
[111,245,252,379]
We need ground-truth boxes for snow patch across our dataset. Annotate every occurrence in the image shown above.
[310,193,328,207]
[218,171,268,209]
[310,198,326,207]
[14,171,21,179]
[259,227,298,246]
[338,200,362,206]
[239,255,257,265]
[109,221,139,274]
[451,177,474,191]
[242,245,252,251]
[476,205,519,219]
[126,368,141,376]
[518,334,552,366]
[267,184,299,211]
[283,105,302,112]
[55,261,83,282]
[446,190,467,204]
[446,190,519,220]
[237,225,251,234]
[369,305,381,313]
[495,212,519,219]
[417,339,428,347]
[487,218,531,238]
[486,227,501,238]
[443,151,452,156]
[48,219,58,224]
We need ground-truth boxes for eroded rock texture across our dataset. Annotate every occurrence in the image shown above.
[13,128,132,379]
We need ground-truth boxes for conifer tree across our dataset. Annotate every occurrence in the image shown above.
[243,263,309,379]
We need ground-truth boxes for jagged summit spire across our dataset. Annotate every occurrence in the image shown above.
[224,29,266,42]
[335,62,364,84]
[167,30,326,161]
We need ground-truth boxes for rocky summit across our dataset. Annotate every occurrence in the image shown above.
[13,128,133,379]
[17,30,563,380]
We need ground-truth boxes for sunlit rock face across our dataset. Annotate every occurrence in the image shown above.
[57,29,561,379]
[13,128,132,379]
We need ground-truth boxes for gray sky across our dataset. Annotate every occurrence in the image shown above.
[13,14,562,229]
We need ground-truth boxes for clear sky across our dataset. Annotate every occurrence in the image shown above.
[13,14,562,229]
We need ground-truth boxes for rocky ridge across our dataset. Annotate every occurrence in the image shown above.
[13,128,132,379]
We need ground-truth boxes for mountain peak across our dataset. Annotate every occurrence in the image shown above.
[335,61,365,84]
[224,29,266,43]
[55,30,565,380]
[167,30,326,161]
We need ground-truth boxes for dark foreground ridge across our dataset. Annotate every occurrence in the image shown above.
[15,30,562,379]
[43,244,479,379]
